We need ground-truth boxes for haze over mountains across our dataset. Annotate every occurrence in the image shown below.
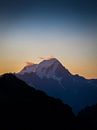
[17,58,97,113]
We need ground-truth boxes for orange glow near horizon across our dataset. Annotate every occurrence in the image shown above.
[0,57,97,79]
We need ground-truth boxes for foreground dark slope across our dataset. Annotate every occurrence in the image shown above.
[0,73,75,130]
[77,104,97,130]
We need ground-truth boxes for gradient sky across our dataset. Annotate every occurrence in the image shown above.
[0,0,97,78]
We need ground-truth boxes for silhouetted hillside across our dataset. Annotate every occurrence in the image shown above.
[77,104,97,130]
[0,73,75,130]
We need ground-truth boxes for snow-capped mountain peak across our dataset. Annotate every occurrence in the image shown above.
[19,58,71,79]
[35,58,61,79]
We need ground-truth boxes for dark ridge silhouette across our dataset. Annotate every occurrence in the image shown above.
[0,73,75,130]
[77,104,97,130]
[1,73,97,130]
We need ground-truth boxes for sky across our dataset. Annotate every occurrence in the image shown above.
[0,0,97,79]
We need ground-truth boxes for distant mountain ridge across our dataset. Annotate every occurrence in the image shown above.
[17,58,97,113]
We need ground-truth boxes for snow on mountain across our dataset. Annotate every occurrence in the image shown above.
[19,58,71,80]
[35,58,63,79]
[20,64,38,74]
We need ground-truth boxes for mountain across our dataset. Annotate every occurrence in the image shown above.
[0,73,75,130]
[20,63,38,74]
[20,58,71,79]
[1,73,97,130]
[17,58,97,113]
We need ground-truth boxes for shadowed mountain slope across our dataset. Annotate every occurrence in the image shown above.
[0,73,75,130]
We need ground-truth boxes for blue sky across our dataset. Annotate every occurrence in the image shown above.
[0,0,97,78]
